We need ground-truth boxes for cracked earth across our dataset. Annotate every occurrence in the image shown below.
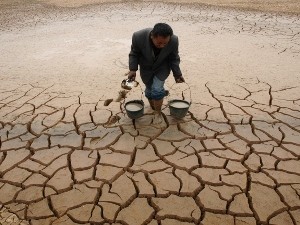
[0,1,300,225]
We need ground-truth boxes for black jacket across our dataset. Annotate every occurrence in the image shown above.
[129,28,182,84]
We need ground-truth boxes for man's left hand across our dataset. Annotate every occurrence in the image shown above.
[175,76,185,83]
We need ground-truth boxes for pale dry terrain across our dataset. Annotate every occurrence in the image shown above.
[0,0,300,225]
[1,0,300,13]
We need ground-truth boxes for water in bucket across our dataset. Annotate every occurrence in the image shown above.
[125,100,144,119]
[169,99,190,118]
[168,82,191,119]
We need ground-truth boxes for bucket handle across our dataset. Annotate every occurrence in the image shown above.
[121,82,144,112]
[167,82,192,104]
[131,81,145,101]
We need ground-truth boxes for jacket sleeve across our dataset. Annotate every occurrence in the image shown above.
[129,33,140,71]
[169,36,182,77]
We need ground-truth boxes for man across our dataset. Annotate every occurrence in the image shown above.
[127,23,185,115]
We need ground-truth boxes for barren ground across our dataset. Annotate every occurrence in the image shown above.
[0,0,300,225]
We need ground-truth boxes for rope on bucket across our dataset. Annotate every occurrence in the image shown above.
[122,81,145,119]
[166,82,192,118]
[164,82,192,108]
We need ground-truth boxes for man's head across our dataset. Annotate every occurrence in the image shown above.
[151,23,173,49]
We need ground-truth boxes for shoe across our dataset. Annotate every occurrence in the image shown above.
[153,113,163,124]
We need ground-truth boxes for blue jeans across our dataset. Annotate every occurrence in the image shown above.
[145,76,165,100]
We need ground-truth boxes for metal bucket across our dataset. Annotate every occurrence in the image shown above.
[125,100,144,119]
[168,82,192,119]
[169,99,190,118]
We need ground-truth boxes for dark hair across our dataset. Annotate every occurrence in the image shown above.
[151,23,173,37]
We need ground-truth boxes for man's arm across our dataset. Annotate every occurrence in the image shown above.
[128,33,140,80]
[169,36,184,82]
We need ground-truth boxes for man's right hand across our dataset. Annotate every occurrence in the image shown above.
[127,71,136,81]
[175,76,185,83]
